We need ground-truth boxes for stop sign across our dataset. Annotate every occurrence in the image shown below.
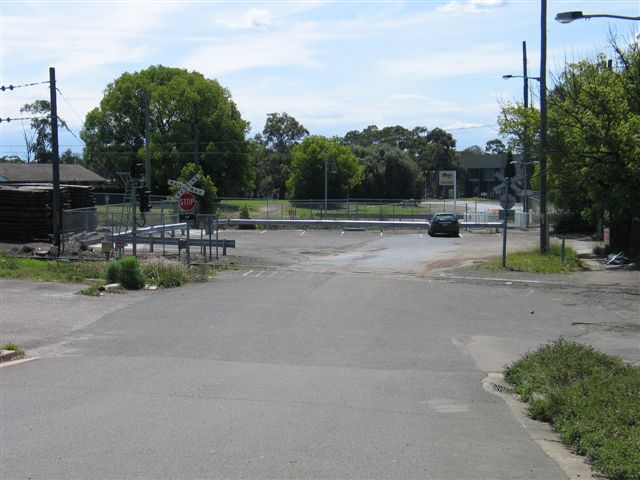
[178,192,197,212]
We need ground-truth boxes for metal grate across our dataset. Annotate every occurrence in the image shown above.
[490,383,514,394]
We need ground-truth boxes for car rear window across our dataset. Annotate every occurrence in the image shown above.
[434,214,455,221]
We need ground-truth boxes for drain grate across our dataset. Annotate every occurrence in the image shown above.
[490,383,514,394]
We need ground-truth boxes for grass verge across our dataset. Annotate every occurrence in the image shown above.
[0,251,220,292]
[480,244,582,273]
[504,339,640,480]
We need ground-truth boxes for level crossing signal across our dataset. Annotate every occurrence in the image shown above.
[138,189,151,213]
[130,159,144,183]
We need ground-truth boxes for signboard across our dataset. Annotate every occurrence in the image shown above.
[178,192,197,212]
[169,174,205,201]
[439,170,455,186]
[500,194,516,210]
[179,212,196,222]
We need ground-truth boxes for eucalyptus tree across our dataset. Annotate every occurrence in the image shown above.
[286,136,364,200]
[81,65,250,195]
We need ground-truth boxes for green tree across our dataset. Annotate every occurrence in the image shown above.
[286,136,364,200]
[498,38,640,249]
[547,46,639,247]
[485,138,506,155]
[81,65,250,195]
[351,144,421,199]
[260,112,309,198]
[20,100,69,164]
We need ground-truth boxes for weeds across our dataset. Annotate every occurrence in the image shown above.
[505,340,640,480]
[1,343,24,356]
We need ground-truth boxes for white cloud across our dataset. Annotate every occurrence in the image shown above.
[438,0,508,15]
[230,9,273,29]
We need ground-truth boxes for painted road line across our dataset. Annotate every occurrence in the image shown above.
[242,270,254,277]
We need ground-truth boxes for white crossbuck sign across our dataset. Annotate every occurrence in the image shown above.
[168,174,205,201]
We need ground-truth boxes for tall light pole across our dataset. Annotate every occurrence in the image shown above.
[539,0,549,253]
[503,42,541,223]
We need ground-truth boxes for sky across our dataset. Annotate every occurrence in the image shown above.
[1,0,639,160]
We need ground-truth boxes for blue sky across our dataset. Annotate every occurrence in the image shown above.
[1,0,638,159]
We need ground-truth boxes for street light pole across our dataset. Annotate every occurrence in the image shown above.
[324,154,328,213]
[539,0,549,253]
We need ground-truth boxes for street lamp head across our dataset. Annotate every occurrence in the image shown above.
[555,11,583,23]
[503,74,541,82]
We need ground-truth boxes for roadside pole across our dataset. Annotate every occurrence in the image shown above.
[502,177,510,269]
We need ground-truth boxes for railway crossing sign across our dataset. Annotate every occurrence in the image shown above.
[168,174,205,201]
[168,174,205,222]
[493,173,524,210]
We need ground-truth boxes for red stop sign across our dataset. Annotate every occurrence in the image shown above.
[178,192,197,211]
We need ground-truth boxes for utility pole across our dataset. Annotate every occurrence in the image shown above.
[145,93,151,190]
[324,154,328,213]
[49,67,61,254]
[539,0,549,252]
[522,41,530,223]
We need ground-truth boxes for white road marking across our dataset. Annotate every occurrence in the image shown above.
[242,270,254,277]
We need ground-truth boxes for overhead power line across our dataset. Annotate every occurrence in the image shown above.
[0,81,49,92]
[0,116,48,123]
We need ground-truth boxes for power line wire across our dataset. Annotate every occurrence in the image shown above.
[0,116,48,123]
[0,81,49,92]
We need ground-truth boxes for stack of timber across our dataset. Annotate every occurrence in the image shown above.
[0,184,97,241]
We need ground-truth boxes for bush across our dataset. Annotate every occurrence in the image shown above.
[238,203,256,230]
[141,258,189,288]
[553,212,593,234]
[505,340,640,480]
[104,256,145,290]
[105,260,120,283]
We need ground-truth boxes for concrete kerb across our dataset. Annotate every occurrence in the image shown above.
[0,349,20,362]
[483,373,597,480]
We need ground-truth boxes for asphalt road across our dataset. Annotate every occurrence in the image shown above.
[1,229,638,479]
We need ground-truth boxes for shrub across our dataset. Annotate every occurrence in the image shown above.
[105,260,120,283]
[117,256,145,290]
[104,256,144,290]
[238,203,256,229]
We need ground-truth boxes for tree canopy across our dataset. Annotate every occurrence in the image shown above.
[81,65,250,195]
[251,112,309,198]
[498,37,640,248]
[286,136,364,200]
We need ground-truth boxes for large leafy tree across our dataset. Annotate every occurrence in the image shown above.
[257,112,309,198]
[350,144,421,199]
[81,65,250,195]
[547,45,639,247]
[498,38,640,249]
[286,136,364,200]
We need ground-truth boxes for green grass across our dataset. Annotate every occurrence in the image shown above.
[0,251,106,282]
[2,343,24,355]
[0,251,220,292]
[505,340,640,480]
[480,244,583,273]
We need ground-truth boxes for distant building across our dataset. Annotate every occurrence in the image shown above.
[458,152,522,199]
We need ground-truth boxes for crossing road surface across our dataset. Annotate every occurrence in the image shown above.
[2,230,637,479]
